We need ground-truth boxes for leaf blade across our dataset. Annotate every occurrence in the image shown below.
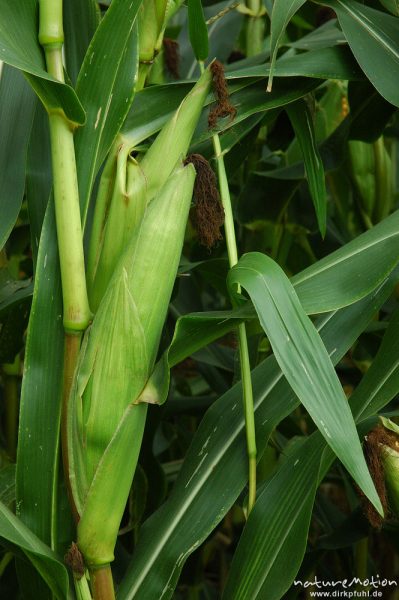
[227,252,381,511]
[287,99,327,237]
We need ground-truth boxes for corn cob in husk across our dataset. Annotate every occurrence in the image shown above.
[88,66,211,311]
[348,137,393,226]
[73,163,196,565]
[67,70,211,567]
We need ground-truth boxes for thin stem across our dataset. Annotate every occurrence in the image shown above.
[74,575,94,600]
[245,0,265,57]
[0,552,13,577]
[206,72,257,513]
[355,536,368,588]
[39,1,91,333]
[90,566,116,600]
[212,135,238,266]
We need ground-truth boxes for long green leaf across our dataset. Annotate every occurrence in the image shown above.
[0,0,84,124]
[0,65,36,250]
[287,99,327,237]
[63,0,100,85]
[123,44,362,147]
[322,0,399,107]
[15,205,65,599]
[222,437,324,600]
[26,104,52,265]
[351,308,399,423]
[223,298,399,600]
[149,207,399,403]
[267,0,307,91]
[118,280,393,600]
[292,209,399,314]
[229,45,364,81]
[19,105,59,599]
[0,501,69,600]
[188,0,209,61]
[74,0,142,223]
[227,252,381,511]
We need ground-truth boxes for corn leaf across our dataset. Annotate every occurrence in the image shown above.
[123,44,363,146]
[117,279,393,600]
[188,0,209,61]
[26,104,52,265]
[15,205,65,600]
[321,0,399,107]
[379,0,399,16]
[229,45,364,81]
[148,209,399,403]
[222,436,325,600]
[292,208,399,314]
[267,0,307,91]
[0,501,69,600]
[0,65,36,250]
[74,0,142,223]
[287,99,327,237]
[63,0,100,85]
[0,0,84,124]
[351,308,399,423]
[227,252,381,511]
[223,298,399,600]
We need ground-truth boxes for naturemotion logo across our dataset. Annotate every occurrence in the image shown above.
[293,575,398,598]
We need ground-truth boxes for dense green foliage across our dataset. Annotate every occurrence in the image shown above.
[1,0,399,598]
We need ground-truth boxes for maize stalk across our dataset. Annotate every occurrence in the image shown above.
[38,0,91,333]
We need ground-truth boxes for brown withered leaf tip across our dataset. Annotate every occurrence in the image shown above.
[185,154,225,249]
[163,38,180,79]
[360,426,399,529]
[64,542,85,579]
[208,60,237,130]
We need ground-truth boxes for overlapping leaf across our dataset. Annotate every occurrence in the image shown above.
[0,501,69,600]
[287,99,327,237]
[0,0,84,124]
[322,0,399,107]
[267,0,307,91]
[74,0,142,223]
[0,66,36,249]
[118,278,393,600]
[223,296,399,600]
[227,252,381,511]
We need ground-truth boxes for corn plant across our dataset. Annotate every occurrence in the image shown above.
[1,1,399,599]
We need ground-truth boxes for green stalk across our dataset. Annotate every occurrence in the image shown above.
[355,537,368,591]
[90,567,115,600]
[38,0,91,333]
[74,574,93,600]
[245,0,265,57]
[38,2,107,595]
[203,63,257,512]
